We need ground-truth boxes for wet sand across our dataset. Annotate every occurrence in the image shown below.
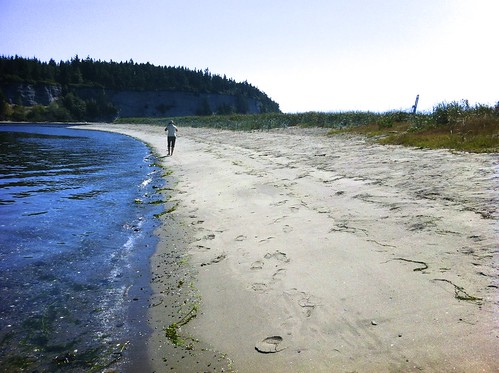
[79,123,498,373]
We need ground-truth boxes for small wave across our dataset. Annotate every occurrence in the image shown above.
[67,189,105,200]
[23,210,48,216]
[140,178,152,188]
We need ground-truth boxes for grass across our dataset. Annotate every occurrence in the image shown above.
[380,127,499,153]
[115,111,384,130]
[332,105,498,153]
[115,100,498,153]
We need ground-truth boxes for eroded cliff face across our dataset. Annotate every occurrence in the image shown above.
[77,88,262,117]
[1,83,263,117]
[2,83,62,106]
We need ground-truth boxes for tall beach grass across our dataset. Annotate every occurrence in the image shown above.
[115,100,498,153]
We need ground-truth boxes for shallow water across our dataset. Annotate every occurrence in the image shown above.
[0,124,165,372]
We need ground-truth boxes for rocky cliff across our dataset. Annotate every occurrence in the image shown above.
[77,88,262,117]
[2,83,62,106]
[1,83,265,117]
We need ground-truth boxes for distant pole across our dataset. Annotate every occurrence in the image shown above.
[411,94,419,114]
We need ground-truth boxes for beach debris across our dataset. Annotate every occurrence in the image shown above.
[255,336,286,353]
[193,244,210,251]
[164,306,199,346]
[432,278,483,303]
[386,257,428,272]
[371,320,378,326]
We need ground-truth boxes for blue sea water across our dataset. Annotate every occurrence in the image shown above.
[0,124,165,372]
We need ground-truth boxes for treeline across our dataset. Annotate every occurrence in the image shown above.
[0,55,280,121]
[0,55,278,100]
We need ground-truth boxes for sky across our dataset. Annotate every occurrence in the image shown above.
[1,0,497,113]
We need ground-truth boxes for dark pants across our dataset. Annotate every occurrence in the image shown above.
[167,136,176,154]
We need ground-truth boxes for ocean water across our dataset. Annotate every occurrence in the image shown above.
[0,124,165,372]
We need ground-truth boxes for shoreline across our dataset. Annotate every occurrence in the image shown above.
[73,123,232,372]
[77,123,498,372]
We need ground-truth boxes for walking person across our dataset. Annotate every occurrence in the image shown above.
[165,120,178,156]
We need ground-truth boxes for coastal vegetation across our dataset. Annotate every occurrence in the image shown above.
[118,100,498,153]
[1,57,496,152]
[333,100,499,153]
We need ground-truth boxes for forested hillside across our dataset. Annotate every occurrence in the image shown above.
[0,55,280,121]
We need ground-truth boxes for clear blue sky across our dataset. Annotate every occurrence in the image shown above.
[1,0,497,113]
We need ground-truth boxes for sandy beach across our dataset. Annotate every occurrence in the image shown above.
[78,123,498,373]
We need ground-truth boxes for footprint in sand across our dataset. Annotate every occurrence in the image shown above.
[316,207,330,214]
[264,250,290,263]
[251,260,264,270]
[273,216,287,224]
[298,296,317,317]
[251,283,268,292]
[295,172,309,179]
[235,234,247,241]
[255,336,286,353]
[259,236,275,243]
[284,289,320,318]
[271,200,288,207]
[282,224,293,233]
[272,268,287,281]
[200,253,227,267]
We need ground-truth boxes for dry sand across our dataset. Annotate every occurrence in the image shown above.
[78,124,498,373]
